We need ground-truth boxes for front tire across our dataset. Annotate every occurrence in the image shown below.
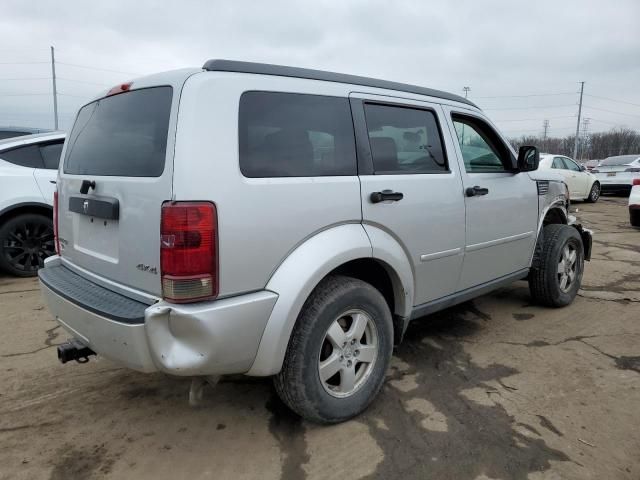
[529,224,584,307]
[585,182,600,203]
[0,213,55,277]
[274,275,393,424]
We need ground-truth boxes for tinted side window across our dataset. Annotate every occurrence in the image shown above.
[239,92,357,178]
[363,104,447,174]
[40,142,64,169]
[0,131,29,140]
[552,157,565,169]
[0,144,44,168]
[452,115,514,173]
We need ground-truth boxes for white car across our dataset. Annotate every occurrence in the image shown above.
[539,154,600,202]
[630,179,640,227]
[0,132,65,276]
[592,154,640,195]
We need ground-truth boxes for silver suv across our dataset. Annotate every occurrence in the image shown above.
[39,60,592,424]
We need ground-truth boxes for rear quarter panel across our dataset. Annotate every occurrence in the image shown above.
[173,72,363,297]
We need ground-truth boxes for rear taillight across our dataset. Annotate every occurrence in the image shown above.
[53,190,60,255]
[160,202,218,303]
[633,179,640,186]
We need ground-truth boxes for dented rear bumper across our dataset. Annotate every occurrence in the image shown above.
[39,256,278,376]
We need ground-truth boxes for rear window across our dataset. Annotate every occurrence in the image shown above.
[239,92,357,177]
[64,86,173,177]
[600,155,639,166]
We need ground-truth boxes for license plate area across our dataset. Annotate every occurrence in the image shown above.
[73,215,119,263]
[607,172,616,177]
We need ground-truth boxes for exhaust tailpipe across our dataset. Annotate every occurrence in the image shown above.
[57,341,96,364]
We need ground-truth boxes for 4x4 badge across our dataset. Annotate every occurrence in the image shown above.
[136,263,158,275]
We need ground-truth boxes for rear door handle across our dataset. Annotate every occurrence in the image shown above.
[370,190,404,203]
[465,186,489,197]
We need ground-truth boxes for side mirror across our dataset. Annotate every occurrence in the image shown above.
[517,145,539,172]
[580,164,587,171]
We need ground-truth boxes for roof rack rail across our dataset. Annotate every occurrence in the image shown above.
[202,59,476,108]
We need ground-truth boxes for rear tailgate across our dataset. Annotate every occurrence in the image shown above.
[57,80,184,297]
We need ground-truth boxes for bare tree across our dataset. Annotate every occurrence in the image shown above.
[509,128,640,161]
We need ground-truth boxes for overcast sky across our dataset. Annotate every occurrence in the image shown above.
[1,0,639,137]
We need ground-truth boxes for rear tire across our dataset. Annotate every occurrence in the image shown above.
[274,275,393,424]
[529,224,584,307]
[0,213,54,277]
[585,182,600,203]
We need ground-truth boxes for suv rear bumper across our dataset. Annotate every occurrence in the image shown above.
[39,257,278,375]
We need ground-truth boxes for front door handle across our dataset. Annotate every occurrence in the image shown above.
[465,185,489,197]
[370,190,404,203]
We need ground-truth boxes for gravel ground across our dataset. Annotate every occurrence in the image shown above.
[0,196,638,480]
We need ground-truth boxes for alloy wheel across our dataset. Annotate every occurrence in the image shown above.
[557,244,578,293]
[318,309,379,398]
[2,220,55,273]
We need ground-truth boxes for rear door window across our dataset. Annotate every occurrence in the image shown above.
[239,92,357,177]
[64,86,173,177]
[363,103,448,174]
[0,144,45,168]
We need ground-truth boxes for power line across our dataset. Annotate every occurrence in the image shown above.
[0,61,49,65]
[475,92,576,99]
[483,104,576,111]
[589,118,627,126]
[503,128,575,134]
[584,94,640,109]
[583,105,640,118]
[0,77,50,81]
[492,115,576,123]
[0,93,50,97]
[57,92,93,99]
[56,62,138,76]
[57,77,110,87]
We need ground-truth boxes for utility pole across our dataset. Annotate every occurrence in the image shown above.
[542,119,549,150]
[580,118,591,160]
[573,81,584,159]
[50,46,59,130]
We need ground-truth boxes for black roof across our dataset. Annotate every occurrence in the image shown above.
[202,59,477,108]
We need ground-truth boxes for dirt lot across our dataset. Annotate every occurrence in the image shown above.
[1,197,638,480]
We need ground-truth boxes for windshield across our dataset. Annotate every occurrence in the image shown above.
[600,155,639,166]
[64,86,173,177]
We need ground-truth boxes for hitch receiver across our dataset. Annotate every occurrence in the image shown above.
[57,340,96,364]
